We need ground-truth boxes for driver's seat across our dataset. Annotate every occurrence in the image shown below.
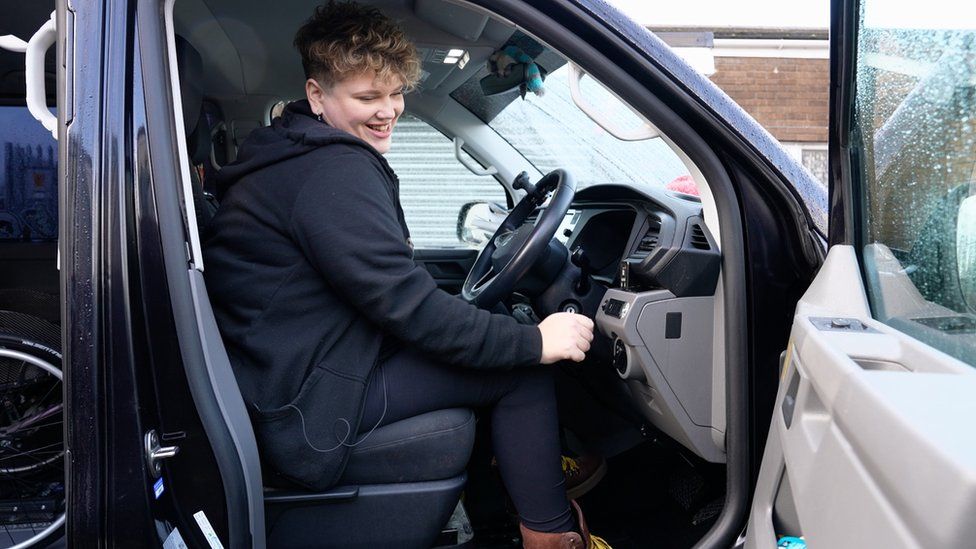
[196,283,475,548]
[175,37,476,548]
[262,406,475,547]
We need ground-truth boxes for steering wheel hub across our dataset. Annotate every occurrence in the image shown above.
[461,169,576,307]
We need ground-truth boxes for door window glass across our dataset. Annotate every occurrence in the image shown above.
[854,2,976,364]
[0,107,58,241]
[386,114,507,248]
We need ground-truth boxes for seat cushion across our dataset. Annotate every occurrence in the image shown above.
[337,408,475,485]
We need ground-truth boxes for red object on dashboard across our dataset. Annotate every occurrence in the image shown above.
[666,175,699,196]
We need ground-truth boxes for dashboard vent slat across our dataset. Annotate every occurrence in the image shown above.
[635,219,662,255]
[690,224,710,250]
[637,235,658,253]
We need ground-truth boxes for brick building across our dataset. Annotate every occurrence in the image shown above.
[653,28,830,186]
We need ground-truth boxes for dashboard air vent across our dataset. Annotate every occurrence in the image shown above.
[690,224,710,250]
[636,218,662,255]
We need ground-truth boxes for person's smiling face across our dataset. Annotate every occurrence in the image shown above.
[307,71,405,154]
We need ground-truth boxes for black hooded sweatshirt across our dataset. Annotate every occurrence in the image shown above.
[203,100,542,490]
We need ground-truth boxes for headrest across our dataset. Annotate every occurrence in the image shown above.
[187,114,212,166]
[175,35,203,137]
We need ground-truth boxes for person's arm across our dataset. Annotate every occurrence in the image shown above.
[291,149,542,369]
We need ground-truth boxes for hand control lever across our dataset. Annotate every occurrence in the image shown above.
[512,171,544,201]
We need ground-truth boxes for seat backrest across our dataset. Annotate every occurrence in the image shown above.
[176,36,217,231]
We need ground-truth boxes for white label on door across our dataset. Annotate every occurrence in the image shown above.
[193,510,225,549]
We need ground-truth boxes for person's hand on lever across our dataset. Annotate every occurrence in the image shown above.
[538,312,595,364]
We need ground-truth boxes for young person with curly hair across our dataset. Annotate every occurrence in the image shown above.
[204,2,608,547]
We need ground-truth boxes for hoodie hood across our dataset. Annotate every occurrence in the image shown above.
[215,100,397,199]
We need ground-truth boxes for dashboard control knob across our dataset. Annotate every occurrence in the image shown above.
[612,338,628,376]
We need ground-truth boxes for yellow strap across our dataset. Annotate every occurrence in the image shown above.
[561,455,580,473]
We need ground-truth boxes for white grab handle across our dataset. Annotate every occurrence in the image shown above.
[25,12,58,140]
[567,63,658,142]
[454,137,498,176]
[0,35,28,53]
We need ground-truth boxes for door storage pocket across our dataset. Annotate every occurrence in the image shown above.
[252,365,368,490]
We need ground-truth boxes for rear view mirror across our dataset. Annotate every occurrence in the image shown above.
[480,64,527,96]
[904,184,976,315]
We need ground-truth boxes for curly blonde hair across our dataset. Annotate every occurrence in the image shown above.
[294,1,421,90]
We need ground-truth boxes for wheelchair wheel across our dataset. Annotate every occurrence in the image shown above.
[0,310,64,548]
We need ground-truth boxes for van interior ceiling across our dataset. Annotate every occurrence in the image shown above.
[167,0,735,547]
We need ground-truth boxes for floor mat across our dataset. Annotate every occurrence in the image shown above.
[466,438,726,548]
[572,440,726,549]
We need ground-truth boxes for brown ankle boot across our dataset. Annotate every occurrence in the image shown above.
[562,455,607,499]
[520,501,611,549]
[518,524,585,549]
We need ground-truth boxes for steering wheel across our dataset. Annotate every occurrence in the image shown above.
[461,169,576,307]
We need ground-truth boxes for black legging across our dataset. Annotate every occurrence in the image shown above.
[359,347,575,534]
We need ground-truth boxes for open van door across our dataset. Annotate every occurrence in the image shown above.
[745,0,976,547]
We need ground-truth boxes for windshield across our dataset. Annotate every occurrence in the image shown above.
[478,64,692,192]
